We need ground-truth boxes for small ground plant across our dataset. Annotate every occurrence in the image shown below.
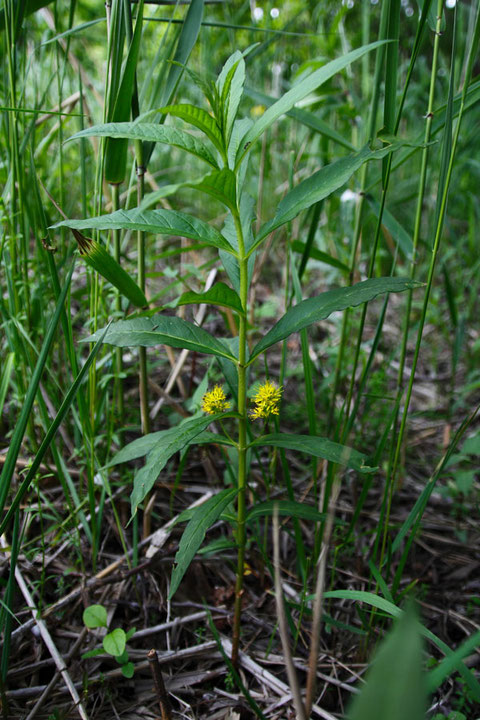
[82,604,135,679]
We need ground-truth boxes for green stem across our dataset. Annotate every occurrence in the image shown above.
[111,183,125,431]
[387,1,479,584]
[231,208,248,666]
[377,0,444,573]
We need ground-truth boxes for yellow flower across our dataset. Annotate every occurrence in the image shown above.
[250,380,282,420]
[202,385,231,415]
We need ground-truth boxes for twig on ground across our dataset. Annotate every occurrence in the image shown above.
[148,649,172,720]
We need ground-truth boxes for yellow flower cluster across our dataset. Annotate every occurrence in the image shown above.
[201,385,231,415]
[250,380,282,420]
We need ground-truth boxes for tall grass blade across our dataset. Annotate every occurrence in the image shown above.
[0,324,110,535]
[104,0,144,184]
[0,262,75,521]
[236,40,389,167]
[346,602,426,720]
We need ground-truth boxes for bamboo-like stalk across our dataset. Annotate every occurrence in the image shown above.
[386,1,480,582]
[377,0,446,571]
[111,183,125,430]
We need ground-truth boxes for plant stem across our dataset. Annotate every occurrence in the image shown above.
[111,183,125,432]
[231,208,248,667]
[378,0,444,572]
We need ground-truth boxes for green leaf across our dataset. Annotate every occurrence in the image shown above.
[188,168,237,213]
[108,427,179,466]
[216,51,245,145]
[103,628,126,657]
[83,604,107,629]
[169,488,238,599]
[249,277,423,363]
[244,86,356,152]
[85,315,236,362]
[108,426,234,468]
[53,208,235,255]
[246,500,329,525]
[253,145,379,252]
[189,431,235,447]
[235,40,388,167]
[159,103,223,154]
[70,122,219,168]
[115,650,129,665]
[121,662,135,678]
[131,413,237,515]
[346,603,426,720]
[81,648,105,660]
[176,282,243,313]
[323,589,480,700]
[427,630,480,693]
[161,0,204,107]
[323,590,402,617]
[250,434,376,473]
[291,240,349,273]
[104,0,144,184]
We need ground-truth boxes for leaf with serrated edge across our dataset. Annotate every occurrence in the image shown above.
[252,146,372,252]
[177,282,243,313]
[131,413,236,515]
[249,277,423,363]
[159,103,224,154]
[250,434,376,473]
[70,122,219,168]
[108,426,234,468]
[53,208,236,255]
[169,488,238,599]
[84,315,236,362]
[188,168,237,212]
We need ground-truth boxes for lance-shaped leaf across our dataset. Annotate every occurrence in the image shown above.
[188,168,237,213]
[71,230,147,307]
[235,40,388,167]
[249,277,423,363]
[85,315,237,362]
[250,434,376,473]
[159,103,224,154]
[169,488,238,599]
[252,145,394,253]
[176,282,243,314]
[108,425,234,467]
[247,500,329,525]
[53,208,236,255]
[244,86,356,152]
[70,122,219,169]
[131,414,236,515]
[216,51,246,146]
